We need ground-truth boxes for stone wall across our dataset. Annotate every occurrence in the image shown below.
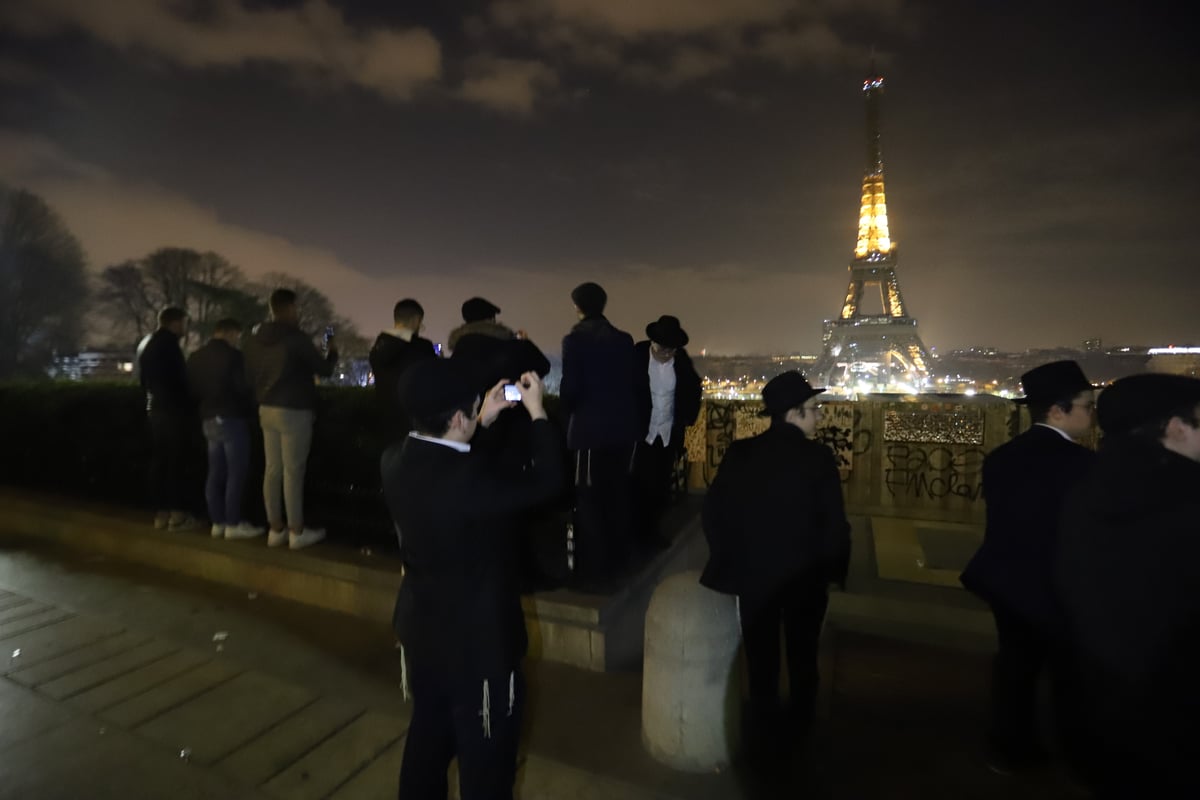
[683,395,1076,525]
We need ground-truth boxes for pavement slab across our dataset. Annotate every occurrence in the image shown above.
[5,630,148,687]
[0,606,73,640]
[135,670,318,765]
[37,638,179,700]
[0,614,126,671]
[101,658,242,728]
[0,675,75,753]
[261,710,405,800]
[215,696,367,787]
[67,648,212,714]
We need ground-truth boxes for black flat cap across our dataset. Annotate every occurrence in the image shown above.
[461,297,500,323]
[760,371,825,416]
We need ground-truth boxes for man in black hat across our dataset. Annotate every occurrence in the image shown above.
[560,281,639,591]
[960,359,1096,775]
[1056,373,1200,795]
[700,371,850,757]
[632,315,702,550]
[381,360,562,800]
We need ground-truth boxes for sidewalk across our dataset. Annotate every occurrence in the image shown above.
[1,525,1088,798]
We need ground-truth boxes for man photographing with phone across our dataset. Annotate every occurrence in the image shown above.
[380,361,563,799]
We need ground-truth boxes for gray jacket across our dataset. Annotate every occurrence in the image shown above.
[243,321,336,410]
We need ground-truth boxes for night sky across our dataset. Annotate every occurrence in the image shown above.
[1,1,1196,355]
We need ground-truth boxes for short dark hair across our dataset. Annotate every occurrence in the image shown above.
[214,318,242,335]
[269,288,297,314]
[1028,399,1073,425]
[393,298,424,326]
[411,398,477,438]
[158,306,187,326]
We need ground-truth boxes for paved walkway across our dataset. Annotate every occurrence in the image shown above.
[0,542,1090,799]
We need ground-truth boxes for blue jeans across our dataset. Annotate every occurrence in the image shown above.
[202,417,250,526]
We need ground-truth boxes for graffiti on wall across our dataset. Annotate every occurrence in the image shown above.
[883,443,985,502]
[883,409,984,446]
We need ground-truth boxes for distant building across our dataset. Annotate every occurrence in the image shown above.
[1147,346,1200,378]
[49,350,136,382]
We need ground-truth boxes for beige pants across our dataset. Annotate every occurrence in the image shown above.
[259,406,314,531]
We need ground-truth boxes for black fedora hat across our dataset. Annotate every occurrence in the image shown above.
[645,315,689,349]
[1015,360,1093,405]
[461,297,500,323]
[760,371,825,416]
[398,359,479,420]
[1097,373,1200,436]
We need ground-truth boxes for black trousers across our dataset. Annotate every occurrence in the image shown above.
[988,603,1093,769]
[631,436,676,543]
[571,446,633,585]
[398,660,524,800]
[739,572,829,725]
[148,411,191,512]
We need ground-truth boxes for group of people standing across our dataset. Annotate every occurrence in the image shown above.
[962,360,1200,795]
[138,288,337,550]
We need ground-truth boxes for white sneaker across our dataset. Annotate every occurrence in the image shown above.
[225,522,266,540]
[168,514,202,532]
[288,528,326,550]
[267,529,288,548]
[211,524,225,539]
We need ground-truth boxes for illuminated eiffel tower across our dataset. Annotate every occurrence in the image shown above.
[813,67,931,393]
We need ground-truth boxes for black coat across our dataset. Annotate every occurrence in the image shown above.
[137,329,191,415]
[560,316,638,450]
[186,339,254,420]
[381,419,564,678]
[960,424,1095,629]
[700,422,851,602]
[1055,438,1200,781]
[632,340,702,452]
[368,331,437,433]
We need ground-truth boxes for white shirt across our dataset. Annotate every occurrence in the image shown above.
[646,356,676,445]
[1033,422,1073,441]
[408,432,471,453]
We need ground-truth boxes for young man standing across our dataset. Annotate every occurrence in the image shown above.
[368,298,437,443]
[701,371,850,760]
[1057,373,1200,795]
[381,360,562,800]
[137,306,200,531]
[960,360,1096,775]
[243,288,337,550]
[187,318,264,541]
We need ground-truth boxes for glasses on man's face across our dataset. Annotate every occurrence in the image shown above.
[804,402,824,413]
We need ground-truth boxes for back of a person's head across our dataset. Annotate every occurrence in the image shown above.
[269,288,297,316]
[393,298,424,327]
[571,282,607,317]
[158,306,187,327]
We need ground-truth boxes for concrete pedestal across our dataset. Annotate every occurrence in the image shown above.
[641,570,740,772]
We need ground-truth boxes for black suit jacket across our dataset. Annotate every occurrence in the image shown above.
[700,422,851,602]
[381,419,564,678]
[960,424,1095,628]
[633,340,702,452]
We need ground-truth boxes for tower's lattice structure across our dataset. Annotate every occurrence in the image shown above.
[813,68,931,392]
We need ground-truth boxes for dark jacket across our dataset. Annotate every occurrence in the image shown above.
[449,321,551,390]
[700,422,851,601]
[1056,438,1200,786]
[243,321,335,410]
[137,328,191,415]
[369,330,437,432]
[560,316,638,450]
[381,419,564,678]
[633,340,702,451]
[960,424,1095,629]
[186,339,254,420]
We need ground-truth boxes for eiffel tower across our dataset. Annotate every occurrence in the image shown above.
[813,67,931,393]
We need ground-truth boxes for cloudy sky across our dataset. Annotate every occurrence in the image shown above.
[1,1,1195,355]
